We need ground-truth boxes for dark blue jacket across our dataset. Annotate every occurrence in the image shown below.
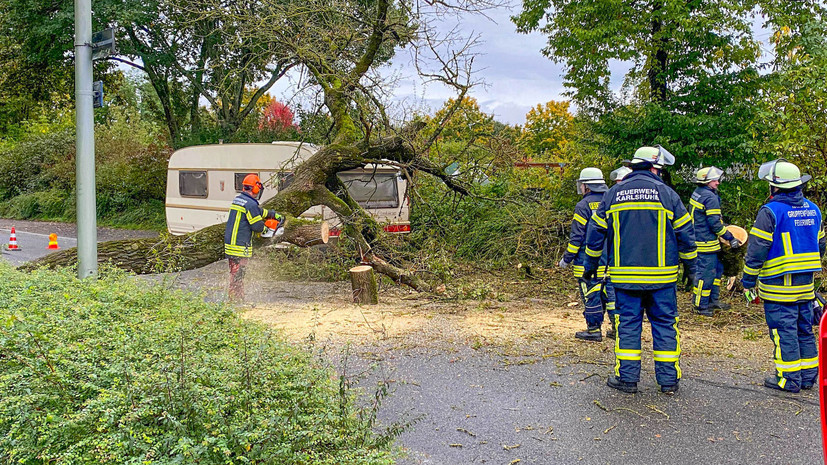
[689,185,734,253]
[583,170,697,290]
[742,189,826,302]
[563,191,608,278]
[224,192,277,258]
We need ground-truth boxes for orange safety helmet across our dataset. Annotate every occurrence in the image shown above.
[242,173,264,195]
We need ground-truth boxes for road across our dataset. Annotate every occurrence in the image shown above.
[0,228,78,265]
[358,346,822,465]
[0,219,157,266]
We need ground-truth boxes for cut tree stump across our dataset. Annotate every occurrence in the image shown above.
[350,265,378,304]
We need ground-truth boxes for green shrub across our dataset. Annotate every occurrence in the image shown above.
[0,265,395,464]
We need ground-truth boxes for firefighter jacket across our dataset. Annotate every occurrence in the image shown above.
[224,192,279,258]
[741,189,826,303]
[689,185,734,253]
[583,170,697,290]
[562,191,609,278]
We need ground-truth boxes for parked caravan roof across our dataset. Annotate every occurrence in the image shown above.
[168,142,319,171]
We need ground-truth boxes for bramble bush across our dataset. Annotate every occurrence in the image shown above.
[0,264,395,464]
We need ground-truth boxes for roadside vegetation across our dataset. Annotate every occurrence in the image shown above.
[0,263,397,463]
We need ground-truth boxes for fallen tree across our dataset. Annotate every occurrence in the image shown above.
[22,0,495,292]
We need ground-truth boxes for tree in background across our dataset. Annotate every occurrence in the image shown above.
[517,100,574,160]
[258,98,299,133]
[0,0,295,146]
[760,20,827,204]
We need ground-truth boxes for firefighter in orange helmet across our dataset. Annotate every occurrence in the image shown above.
[224,174,283,300]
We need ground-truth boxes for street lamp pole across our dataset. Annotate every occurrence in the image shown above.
[74,0,98,278]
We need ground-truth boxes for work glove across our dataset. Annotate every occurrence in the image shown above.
[558,257,569,269]
[582,268,597,281]
[744,288,758,303]
[813,300,825,324]
[729,238,742,249]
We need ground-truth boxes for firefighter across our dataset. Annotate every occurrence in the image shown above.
[558,168,614,341]
[741,159,826,392]
[584,146,697,394]
[689,167,741,316]
[609,166,632,184]
[224,174,283,300]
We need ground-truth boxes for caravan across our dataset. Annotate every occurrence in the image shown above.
[165,142,410,236]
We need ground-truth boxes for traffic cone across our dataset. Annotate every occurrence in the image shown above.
[6,227,19,251]
[47,233,59,250]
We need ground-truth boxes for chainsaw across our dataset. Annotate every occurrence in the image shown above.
[261,218,284,239]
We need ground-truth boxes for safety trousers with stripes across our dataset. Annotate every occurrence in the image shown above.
[614,286,681,386]
[764,300,818,390]
[693,252,723,310]
[578,277,616,327]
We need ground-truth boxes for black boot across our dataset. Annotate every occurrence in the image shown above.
[763,375,800,393]
[711,301,731,311]
[606,326,616,340]
[660,382,679,394]
[575,326,602,342]
[694,307,714,317]
[607,376,638,393]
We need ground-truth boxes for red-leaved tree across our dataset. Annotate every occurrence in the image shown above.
[258,99,299,132]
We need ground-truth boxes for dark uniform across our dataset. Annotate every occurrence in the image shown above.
[584,169,696,388]
[562,192,616,333]
[742,188,826,391]
[224,191,279,299]
[689,185,735,312]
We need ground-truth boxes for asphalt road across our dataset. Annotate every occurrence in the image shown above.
[349,346,823,465]
[0,228,77,265]
[0,220,157,266]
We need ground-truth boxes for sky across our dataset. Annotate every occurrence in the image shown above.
[269,4,579,126]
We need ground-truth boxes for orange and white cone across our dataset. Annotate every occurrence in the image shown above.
[47,233,59,250]
[7,227,19,251]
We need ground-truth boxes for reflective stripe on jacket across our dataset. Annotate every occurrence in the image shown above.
[742,189,826,301]
[563,191,608,278]
[224,192,271,258]
[690,185,733,253]
[584,170,697,290]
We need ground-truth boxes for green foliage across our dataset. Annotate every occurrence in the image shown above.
[410,177,570,269]
[759,20,827,206]
[0,105,169,229]
[0,264,395,464]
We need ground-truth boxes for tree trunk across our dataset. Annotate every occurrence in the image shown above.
[349,265,378,304]
[19,219,327,274]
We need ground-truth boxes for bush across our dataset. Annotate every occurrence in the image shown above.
[0,265,395,464]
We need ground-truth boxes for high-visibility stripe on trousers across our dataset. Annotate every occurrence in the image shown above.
[579,277,608,327]
[764,300,818,389]
[614,286,681,386]
[693,252,723,310]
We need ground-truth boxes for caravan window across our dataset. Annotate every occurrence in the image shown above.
[338,172,399,208]
[234,172,259,192]
[179,171,208,198]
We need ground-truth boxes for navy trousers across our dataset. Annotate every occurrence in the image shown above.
[614,286,681,386]
[764,300,818,389]
[693,252,723,310]
[578,277,616,327]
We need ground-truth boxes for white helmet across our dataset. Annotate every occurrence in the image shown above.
[576,167,608,193]
[610,166,632,182]
[758,159,811,188]
[695,166,724,184]
[630,145,675,169]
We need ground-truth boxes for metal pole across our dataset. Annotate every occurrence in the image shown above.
[74,0,97,278]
